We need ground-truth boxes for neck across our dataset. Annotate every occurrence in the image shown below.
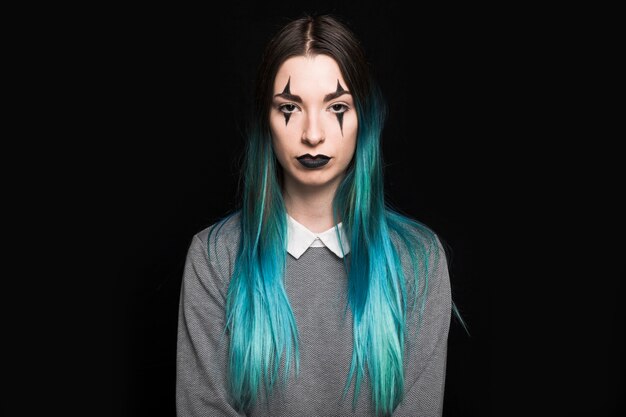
[282,175,343,233]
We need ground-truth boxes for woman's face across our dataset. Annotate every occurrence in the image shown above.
[270,54,358,190]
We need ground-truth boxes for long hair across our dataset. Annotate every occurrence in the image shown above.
[209,14,467,416]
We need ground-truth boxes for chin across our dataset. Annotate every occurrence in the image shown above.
[296,172,341,187]
[297,178,329,187]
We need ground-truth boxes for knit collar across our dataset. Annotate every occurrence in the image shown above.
[286,214,351,259]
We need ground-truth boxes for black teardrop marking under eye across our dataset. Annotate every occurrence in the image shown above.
[282,77,291,126]
[335,80,346,135]
[337,111,344,135]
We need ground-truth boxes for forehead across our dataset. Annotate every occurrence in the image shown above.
[273,55,347,94]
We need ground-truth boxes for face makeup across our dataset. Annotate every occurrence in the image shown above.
[269,55,357,189]
[296,153,331,168]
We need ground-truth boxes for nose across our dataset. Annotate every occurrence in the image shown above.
[301,112,325,145]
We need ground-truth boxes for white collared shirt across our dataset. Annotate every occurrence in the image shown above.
[286,214,351,259]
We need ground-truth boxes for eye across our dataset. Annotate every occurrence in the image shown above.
[279,103,299,113]
[329,103,349,113]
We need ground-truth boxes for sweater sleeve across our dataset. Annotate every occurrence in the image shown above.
[176,233,246,417]
[391,236,452,417]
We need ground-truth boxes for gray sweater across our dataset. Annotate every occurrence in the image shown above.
[176,213,451,417]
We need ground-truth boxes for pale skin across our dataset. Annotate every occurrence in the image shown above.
[270,54,358,233]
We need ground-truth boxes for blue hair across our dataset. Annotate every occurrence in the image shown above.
[207,14,468,416]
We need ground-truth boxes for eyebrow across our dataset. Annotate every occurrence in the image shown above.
[273,90,351,103]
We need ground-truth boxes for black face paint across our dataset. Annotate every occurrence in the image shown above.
[281,77,291,126]
[335,80,347,135]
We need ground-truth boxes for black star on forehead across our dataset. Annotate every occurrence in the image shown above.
[282,77,291,126]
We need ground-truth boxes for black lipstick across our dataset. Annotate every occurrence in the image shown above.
[296,154,331,169]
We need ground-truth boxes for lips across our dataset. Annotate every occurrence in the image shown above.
[297,153,330,160]
[296,154,331,169]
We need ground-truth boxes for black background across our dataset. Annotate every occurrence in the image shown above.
[59,1,622,416]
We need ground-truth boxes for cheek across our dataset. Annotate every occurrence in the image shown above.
[344,117,359,159]
[270,112,294,142]
[346,111,358,131]
[343,114,358,151]
[269,113,282,139]
[269,112,280,137]
[270,122,289,161]
[345,137,357,160]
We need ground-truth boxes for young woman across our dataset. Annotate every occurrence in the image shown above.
[176,13,465,417]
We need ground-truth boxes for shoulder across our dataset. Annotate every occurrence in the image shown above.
[187,210,242,279]
[387,215,442,260]
[195,210,242,252]
[387,215,449,292]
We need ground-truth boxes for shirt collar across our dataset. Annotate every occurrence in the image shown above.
[286,214,350,259]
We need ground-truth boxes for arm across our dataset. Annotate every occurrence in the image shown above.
[392,237,452,417]
[176,234,246,417]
